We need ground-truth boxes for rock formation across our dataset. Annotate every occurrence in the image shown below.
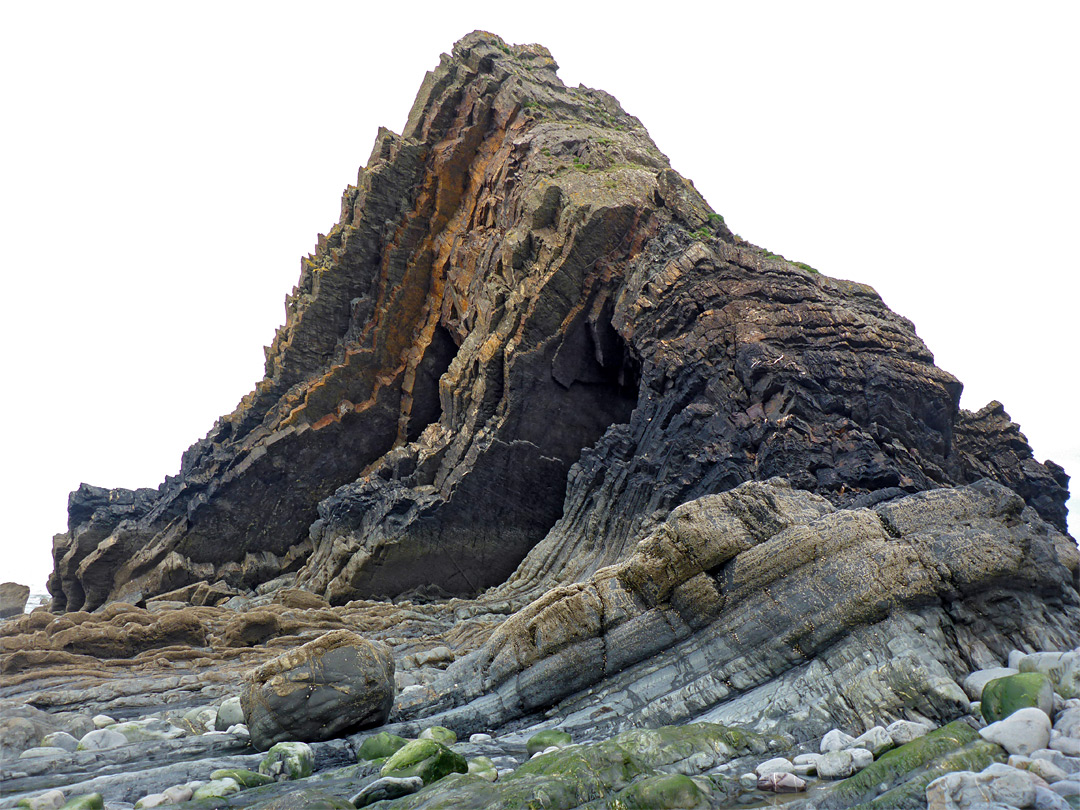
[7,30,1077,810]
[47,31,1069,613]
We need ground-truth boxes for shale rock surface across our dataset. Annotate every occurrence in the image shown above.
[48,31,1068,612]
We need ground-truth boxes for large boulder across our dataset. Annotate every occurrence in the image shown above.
[241,630,394,750]
[0,582,30,618]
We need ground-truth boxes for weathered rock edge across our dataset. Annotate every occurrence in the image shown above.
[48,31,1071,612]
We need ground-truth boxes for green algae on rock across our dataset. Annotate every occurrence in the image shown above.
[381,738,468,785]
[981,672,1055,722]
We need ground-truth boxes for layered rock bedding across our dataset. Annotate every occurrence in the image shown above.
[4,32,1077,810]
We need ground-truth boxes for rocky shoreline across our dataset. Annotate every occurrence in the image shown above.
[3,31,1077,810]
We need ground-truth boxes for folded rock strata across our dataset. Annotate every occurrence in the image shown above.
[394,478,1079,739]
[46,31,1070,612]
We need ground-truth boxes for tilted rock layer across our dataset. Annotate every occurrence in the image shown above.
[49,31,1070,613]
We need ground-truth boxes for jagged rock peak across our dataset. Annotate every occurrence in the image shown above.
[48,33,1069,613]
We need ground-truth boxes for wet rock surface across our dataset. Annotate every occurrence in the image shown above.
[4,30,1078,810]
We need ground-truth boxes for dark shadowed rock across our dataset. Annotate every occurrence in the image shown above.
[241,629,395,750]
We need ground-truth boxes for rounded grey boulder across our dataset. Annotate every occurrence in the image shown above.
[241,629,395,751]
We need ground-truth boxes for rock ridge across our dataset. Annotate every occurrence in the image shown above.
[48,30,1070,614]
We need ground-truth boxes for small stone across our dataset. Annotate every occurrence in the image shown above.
[981,707,1053,756]
[40,732,79,752]
[351,776,424,807]
[161,786,193,803]
[755,757,794,776]
[181,706,216,734]
[55,795,104,810]
[982,672,1055,722]
[357,731,409,762]
[215,696,245,731]
[886,719,933,746]
[851,726,893,756]
[111,718,185,743]
[1031,749,1080,775]
[963,667,1021,700]
[1026,757,1069,783]
[1034,785,1071,810]
[418,726,456,746]
[210,768,274,787]
[817,750,855,779]
[380,739,467,785]
[1050,778,1080,797]
[1049,731,1080,756]
[15,789,65,809]
[469,733,493,743]
[982,762,1041,808]
[820,729,856,753]
[738,772,758,789]
[1019,650,1080,700]
[848,747,874,769]
[191,778,241,801]
[259,741,315,781]
[1054,708,1080,738]
[91,715,116,729]
[526,729,573,756]
[757,771,807,793]
[77,728,127,751]
[19,747,72,759]
[1010,650,1029,670]
[926,765,1039,810]
[133,795,169,809]
[467,755,498,782]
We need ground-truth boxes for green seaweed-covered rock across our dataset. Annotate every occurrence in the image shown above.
[527,729,573,756]
[381,738,468,785]
[357,731,409,762]
[364,723,777,810]
[981,672,1054,723]
[58,796,103,810]
[191,778,241,801]
[418,725,457,746]
[259,740,315,781]
[614,773,711,809]
[209,767,274,787]
[467,755,499,782]
[821,720,1006,810]
[258,789,355,809]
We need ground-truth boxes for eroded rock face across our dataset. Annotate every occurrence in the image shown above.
[47,31,1070,616]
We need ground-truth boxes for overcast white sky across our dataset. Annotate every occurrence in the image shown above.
[2,2,1077,591]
